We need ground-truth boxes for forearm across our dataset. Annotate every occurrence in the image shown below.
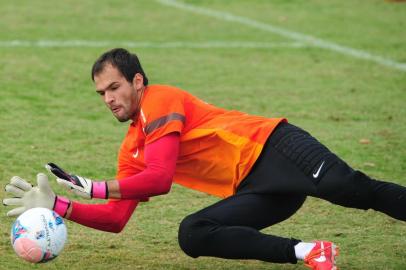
[107,169,172,199]
[66,199,139,233]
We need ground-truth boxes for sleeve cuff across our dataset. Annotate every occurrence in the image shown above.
[53,196,71,218]
[92,181,108,199]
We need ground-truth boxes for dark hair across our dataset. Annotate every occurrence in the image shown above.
[91,48,148,85]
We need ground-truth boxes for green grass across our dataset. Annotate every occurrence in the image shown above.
[0,0,405,269]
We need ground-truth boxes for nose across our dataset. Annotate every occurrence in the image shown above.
[104,91,115,105]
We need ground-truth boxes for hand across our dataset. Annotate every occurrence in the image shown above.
[46,163,108,199]
[3,174,55,217]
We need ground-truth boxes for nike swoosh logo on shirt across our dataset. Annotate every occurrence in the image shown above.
[314,241,327,262]
[312,161,325,178]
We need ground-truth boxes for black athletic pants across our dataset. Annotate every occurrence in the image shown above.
[178,122,406,263]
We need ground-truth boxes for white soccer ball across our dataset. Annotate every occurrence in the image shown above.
[10,207,67,263]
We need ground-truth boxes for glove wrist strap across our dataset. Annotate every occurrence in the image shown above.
[53,196,71,218]
[92,181,108,199]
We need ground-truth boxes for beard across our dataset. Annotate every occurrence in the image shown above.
[114,108,131,122]
[113,103,139,123]
[117,116,130,122]
[111,85,144,123]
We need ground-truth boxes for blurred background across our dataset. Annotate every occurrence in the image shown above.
[0,1,405,269]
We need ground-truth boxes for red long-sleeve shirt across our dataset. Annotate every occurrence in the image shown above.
[68,133,179,233]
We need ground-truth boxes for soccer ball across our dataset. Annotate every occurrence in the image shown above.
[10,207,67,263]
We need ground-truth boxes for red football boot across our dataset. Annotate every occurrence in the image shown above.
[304,241,339,270]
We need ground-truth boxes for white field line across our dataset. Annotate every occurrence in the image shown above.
[157,0,406,72]
[0,40,305,49]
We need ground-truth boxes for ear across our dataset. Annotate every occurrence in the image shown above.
[132,73,144,92]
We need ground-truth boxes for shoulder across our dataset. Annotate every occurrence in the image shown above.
[145,84,186,99]
[142,85,187,115]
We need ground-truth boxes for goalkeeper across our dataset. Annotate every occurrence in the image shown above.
[4,48,406,270]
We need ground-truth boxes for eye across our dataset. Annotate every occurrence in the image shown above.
[97,91,105,96]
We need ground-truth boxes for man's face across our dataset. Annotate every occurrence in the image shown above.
[94,64,142,122]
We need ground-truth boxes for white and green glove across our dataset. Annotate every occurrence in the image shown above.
[3,173,71,217]
[45,163,108,199]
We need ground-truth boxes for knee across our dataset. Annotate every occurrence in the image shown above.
[178,214,216,258]
[178,214,198,257]
[317,164,375,209]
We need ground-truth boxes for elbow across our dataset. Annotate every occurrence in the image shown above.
[161,175,173,194]
[109,221,126,233]
[107,207,133,233]
[101,215,129,233]
[156,172,173,195]
[108,216,131,233]
[160,184,172,196]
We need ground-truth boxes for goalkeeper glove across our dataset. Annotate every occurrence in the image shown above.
[46,163,108,199]
[2,173,70,217]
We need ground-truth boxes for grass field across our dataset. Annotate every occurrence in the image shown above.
[1,0,405,269]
